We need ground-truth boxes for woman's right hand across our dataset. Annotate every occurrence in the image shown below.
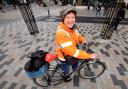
[91,53,97,59]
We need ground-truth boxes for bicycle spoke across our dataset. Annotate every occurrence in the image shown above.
[33,69,62,87]
[50,72,62,85]
[78,61,105,79]
[33,76,48,87]
[52,79,62,82]
[41,76,47,80]
[84,68,94,77]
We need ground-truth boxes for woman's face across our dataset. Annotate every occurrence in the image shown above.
[63,12,76,28]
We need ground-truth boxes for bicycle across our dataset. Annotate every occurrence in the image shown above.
[32,42,105,87]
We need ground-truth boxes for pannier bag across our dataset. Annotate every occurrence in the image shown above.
[24,50,57,78]
[25,63,49,78]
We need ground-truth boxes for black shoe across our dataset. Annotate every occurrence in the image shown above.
[63,75,72,82]
[114,29,117,30]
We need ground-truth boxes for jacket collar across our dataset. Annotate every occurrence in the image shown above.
[59,22,74,32]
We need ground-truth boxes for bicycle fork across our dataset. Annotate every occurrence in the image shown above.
[86,64,91,71]
[47,75,51,85]
[47,65,61,86]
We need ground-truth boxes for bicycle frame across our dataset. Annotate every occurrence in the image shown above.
[53,60,90,77]
[42,64,63,86]
[68,60,92,76]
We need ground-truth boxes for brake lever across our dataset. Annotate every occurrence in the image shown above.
[83,43,94,54]
[82,43,87,50]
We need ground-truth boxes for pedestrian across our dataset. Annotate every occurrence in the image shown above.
[36,0,42,6]
[0,0,5,12]
[112,6,125,30]
[103,4,108,15]
[55,6,96,82]
[96,4,101,15]
[11,0,17,9]
[50,0,54,6]
[47,7,50,16]
[87,1,91,10]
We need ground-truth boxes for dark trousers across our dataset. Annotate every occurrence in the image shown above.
[112,19,120,30]
[60,62,78,75]
[0,5,5,12]
[96,10,100,15]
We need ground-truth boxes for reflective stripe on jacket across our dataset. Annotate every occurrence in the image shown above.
[55,22,92,61]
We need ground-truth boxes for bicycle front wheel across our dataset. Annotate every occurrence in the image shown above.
[33,69,62,87]
[78,61,105,79]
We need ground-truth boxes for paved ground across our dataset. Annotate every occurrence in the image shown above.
[0,3,128,89]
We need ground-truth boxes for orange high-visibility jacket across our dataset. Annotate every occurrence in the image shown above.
[55,23,92,61]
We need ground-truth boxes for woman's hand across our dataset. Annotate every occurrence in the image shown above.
[91,53,97,59]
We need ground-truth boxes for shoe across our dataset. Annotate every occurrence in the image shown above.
[113,28,117,30]
[63,75,72,82]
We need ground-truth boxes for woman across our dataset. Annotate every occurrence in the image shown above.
[55,6,96,82]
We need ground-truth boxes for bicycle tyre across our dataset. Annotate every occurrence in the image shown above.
[78,61,105,79]
[33,69,63,87]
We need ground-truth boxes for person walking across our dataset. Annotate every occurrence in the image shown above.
[0,0,5,12]
[112,6,125,30]
[47,7,50,16]
[96,4,101,15]
[11,0,17,9]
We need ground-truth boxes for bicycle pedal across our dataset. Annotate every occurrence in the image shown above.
[63,76,72,82]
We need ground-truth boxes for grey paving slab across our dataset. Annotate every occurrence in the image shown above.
[0,81,8,89]
[8,82,17,89]
[73,75,79,87]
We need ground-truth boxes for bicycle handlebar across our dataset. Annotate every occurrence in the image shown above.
[83,42,95,54]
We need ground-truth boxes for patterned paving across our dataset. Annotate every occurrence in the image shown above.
[0,18,128,89]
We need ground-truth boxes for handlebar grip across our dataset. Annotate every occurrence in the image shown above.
[82,43,87,50]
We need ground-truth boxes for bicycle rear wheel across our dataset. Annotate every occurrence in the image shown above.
[33,69,62,87]
[78,61,105,79]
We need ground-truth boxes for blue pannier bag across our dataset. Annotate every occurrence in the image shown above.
[24,50,49,78]
[25,63,49,78]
